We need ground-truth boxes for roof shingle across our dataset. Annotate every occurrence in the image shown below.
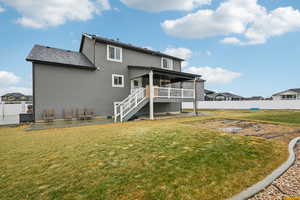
[26,45,95,70]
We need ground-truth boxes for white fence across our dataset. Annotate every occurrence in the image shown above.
[0,103,29,125]
[182,100,300,110]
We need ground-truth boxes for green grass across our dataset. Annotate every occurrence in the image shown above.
[0,116,288,200]
[242,110,300,125]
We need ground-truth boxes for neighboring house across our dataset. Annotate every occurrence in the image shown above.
[272,88,300,100]
[206,92,244,101]
[26,33,204,122]
[1,93,33,104]
[245,96,265,101]
[204,89,216,101]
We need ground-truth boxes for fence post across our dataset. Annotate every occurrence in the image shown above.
[168,88,171,98]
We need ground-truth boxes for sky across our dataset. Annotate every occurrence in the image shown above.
[0,0,300,98]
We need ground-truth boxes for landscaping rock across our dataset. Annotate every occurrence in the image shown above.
[250,144,300,200]
[219,127,243,134]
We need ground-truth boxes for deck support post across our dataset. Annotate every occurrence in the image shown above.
[149,71,154,120]
[193,78,198,116]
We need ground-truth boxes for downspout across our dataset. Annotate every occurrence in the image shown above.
[93,37,96,65]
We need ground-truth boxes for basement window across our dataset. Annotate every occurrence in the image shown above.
[112,74,124,88]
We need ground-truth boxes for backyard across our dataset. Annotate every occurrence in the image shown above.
[1,110,299,200]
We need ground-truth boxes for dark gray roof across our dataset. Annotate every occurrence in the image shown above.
[128,65,201,80]
[205,89,215,94]
[273,88,300,96]
[2,93,24,97]
[26,45,96,70]
[206,92,244,99]
[80,34,185,61]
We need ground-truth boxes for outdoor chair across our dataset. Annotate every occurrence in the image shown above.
[42,108,55,122]
[63,109,73,121]
[84,108,95,120]
[76,108,86,120]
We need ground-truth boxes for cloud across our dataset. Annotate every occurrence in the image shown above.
[120,0,211,12]
[164,47,192,60]
[0,0,110,28]
[162,0,300,45]
[0,87,32,96]
[164,47,193,68]
[0,6,4,12]
[220,37,242,45]
[186,66,242,84]
[0,71,20,85]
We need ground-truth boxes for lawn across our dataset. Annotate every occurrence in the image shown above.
[241,110,300,125]
[0,115,289,200]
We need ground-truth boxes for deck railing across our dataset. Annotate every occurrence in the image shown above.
[114,87,146,122]
[153,87,195,99]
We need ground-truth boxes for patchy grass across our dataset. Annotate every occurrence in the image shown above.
[242,110,300,125]
[0,116,288,200]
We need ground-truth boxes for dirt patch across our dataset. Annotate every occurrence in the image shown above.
[188,119,300,142]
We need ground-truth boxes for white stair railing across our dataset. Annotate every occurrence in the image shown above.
[114,88,146,122]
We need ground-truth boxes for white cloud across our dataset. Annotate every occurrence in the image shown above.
[120,0,211,12]
[162,0,300,45]
[0,71,20,85]
[220,37,242,45]
[0,87,32,96]
[164,47,193,68]
[0,6,4,12]
[0,0,110,28]
[186,66,242,84]
[164,47,192,60]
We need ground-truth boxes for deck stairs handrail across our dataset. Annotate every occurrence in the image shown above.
[114,87,146,122]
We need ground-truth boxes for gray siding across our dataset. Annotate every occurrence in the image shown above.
[182,81,205,101]
[34,38,184,120]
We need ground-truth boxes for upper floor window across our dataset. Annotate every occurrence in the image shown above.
[161,57,173,70]
[112,74,124,88]
[107,45,122,62]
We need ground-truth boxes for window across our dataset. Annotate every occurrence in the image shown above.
[281,95,296,100]
[107,45,122,62]
[112,74,124,88]
[161,57,173,70]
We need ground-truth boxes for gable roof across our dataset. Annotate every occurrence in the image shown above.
[205,89,215,94]
[26,45,96,70]
[1,93,24,97]
[206,92,244,99]
[80,33,185,61]
[272,88,300,96]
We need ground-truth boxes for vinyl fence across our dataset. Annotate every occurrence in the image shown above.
[0,102,29,125]
[182,100,300,110]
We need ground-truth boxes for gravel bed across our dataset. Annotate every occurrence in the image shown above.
[250,143,300,200]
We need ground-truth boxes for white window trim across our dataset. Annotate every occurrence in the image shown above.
[107,45,123,63]
[112,74,124,88]
[161,57,173,70]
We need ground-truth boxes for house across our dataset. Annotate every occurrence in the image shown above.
[206,92,244,101]
[204,89,216,101]
[272,88,300,100]
[245,96,265,101]
[1,93,33,104]
[26,34,204,122]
